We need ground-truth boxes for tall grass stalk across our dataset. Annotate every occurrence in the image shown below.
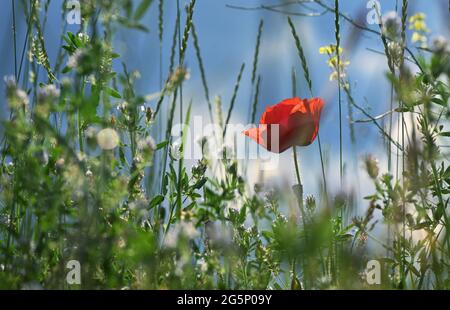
[250,75,261,125]
[287,16,327,195]
[5,0,36,269]
[192,23,214,123]
[177,0,183,124]
[158,10,180,193]
[244,20,264,178]
[175,0,196,219]
[1,0,449,291]
[251,19,264,86]
[247,19,264,123]
[399,0,408,287]
[154,8,180,116]
[11,0,17,79]
[159,0,164,89]
[223,63,245,138]
[152,0,164,195]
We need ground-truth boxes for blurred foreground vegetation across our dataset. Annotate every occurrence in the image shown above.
[0,0,449,289]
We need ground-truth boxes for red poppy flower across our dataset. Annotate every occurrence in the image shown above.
[243,97,324,153]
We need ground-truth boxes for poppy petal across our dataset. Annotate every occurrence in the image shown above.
[244,97,325,153]
[260,98,301,125]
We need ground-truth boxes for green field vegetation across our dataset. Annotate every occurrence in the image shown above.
[0,0,449,289]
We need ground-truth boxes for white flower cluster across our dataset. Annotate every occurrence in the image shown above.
[4,75,29,109]
[38,84,60,102]
[163,221,199,248]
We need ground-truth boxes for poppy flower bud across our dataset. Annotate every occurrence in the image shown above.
[364,155,379,179]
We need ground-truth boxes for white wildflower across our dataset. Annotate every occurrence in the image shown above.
[97,128,120,150]
[77,32,90,43]
[197,258,208,273]
[164,228,179,248]
[15,89,29,106]
[76,151,87,162]
[181,221,199,239]
[133,155,143,164]
[4,75,16,89]
[67,49,83,69]
[117,101,129,113]
[382,11,401,39]
[55,158,65,169]
[61,77,72,88]
[170,140,182,160]
[131,70,141,80]
[138,136,156,152]
[432,35,449,53]
[163,221,199,248]
[38,84,60,102]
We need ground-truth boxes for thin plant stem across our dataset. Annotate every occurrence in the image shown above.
[177,0,183,125]
[293,146,302,187]
[12,0,17,79]
[317,134,327,194]
[334,0,343,187]
[78,79,85,153]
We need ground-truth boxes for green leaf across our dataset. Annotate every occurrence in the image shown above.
[162,174,169,195]
[413,221,432,230]
[184,202,196,211]
[431,97,445,106]
[149,195,165,209]
[117,17,150,32]
[134,0,154,21]
[180,101,193,160]
[156,140,169,150]
[291,276,302,290]
[395,107,411,113]
[61,66,72,74]
[106,87,122,99]
[273,283,283,290]
[193,177,207,190]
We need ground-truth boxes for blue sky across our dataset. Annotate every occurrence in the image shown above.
[0,0,448,202]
